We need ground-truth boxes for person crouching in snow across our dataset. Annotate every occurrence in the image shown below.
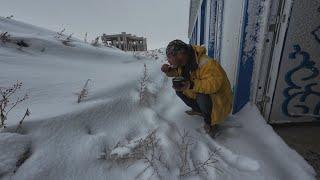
[161,40,233,136]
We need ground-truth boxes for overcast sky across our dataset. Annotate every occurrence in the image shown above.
[1,0,189,49]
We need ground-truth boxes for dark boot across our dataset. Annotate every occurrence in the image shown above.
[185,110,203,116]
[204,124,221,138]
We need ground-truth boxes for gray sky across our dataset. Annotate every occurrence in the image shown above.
[1,0,190,49]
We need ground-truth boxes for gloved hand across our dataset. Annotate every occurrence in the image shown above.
[161,64,171,73]
[173,80,190,91]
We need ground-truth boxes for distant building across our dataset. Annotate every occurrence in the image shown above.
[101,32,147,51]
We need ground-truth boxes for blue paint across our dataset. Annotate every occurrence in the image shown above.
[311,25,320,44]
[311,9,320,44]
[200,0,206,45]
[189,0,224,58]
[232,0,250,113]
[233,0,265,113]
[282,45,320,120]
[233,57,254,113]
[195,19,198,44]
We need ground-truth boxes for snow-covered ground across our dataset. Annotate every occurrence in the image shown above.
[0,17,316,180]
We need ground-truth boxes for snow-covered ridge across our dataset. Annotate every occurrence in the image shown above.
[0,18,317,180]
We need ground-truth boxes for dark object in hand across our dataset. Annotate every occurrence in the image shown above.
[172,77,186,89]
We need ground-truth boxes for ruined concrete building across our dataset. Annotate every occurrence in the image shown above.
[101,32,147,51]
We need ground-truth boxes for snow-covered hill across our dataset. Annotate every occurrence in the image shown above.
[0,17,316,180]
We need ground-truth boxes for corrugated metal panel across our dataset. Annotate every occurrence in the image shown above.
[188,0,201,38]
[200,0,207,45]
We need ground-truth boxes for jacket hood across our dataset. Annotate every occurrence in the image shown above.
[191,45,207,61]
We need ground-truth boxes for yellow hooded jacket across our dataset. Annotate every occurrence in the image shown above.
[165,45,233,125]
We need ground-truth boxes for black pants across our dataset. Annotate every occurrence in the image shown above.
[176,91,212,125]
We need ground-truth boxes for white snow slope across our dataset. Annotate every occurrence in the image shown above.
[0,17,316,180]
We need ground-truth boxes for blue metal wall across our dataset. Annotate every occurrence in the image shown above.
[233,0,265,113]
[189,0,264,114]
[233,0,250,113]
[200,0,207,45]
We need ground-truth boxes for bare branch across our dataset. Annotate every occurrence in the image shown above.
[102,129,168,180]
[0,32,11,43]
[91,36,100,47]
[139,63,149,105]
[16,108,31,133]
[180,149,221,177]
[0,81,28,128]
[55,28,74,47]
[5,93,28,116]
[56,28,66,38]
[84,32,88,43]
[76,79,91,103]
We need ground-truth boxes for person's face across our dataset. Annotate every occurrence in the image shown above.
[167,52,188,68]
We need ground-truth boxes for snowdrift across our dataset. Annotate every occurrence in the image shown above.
[0,17,316,180]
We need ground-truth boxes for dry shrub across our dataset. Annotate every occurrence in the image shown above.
[91,36,100,47]
[101,130,168,180]
[180,149,221,177]
[176,129,193,175]
[139,63,149,105]
[6,15,14,19]
[0,81,28,128]
[175,128,222,177]
[1,32,30,51]
[62,33,73,46]
[84,32,88,43]
[76,79,91,103]
[0,32,11,43]
[55,28,66,39]
[55,28,74,47]
[15,108,31,133]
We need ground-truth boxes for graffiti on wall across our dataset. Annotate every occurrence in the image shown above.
[311,25,320,44]
[282,45,320,120]
[311,6,320,44]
